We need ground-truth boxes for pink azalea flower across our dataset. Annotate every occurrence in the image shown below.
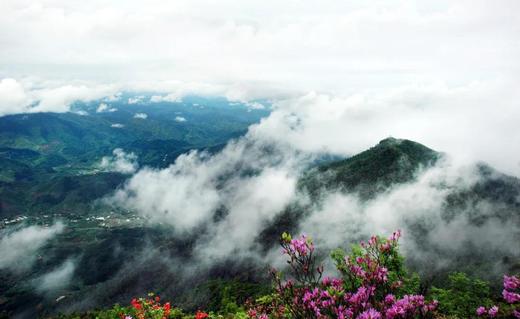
[488,306,499,318]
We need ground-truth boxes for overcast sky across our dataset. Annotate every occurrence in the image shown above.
[1,0,518,91]
[1,0,519,173]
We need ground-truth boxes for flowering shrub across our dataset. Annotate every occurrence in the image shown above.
[195,310,209,319]
[503,275,520,318]
[116,296,218,319]
[71,292,244,319]
[248,231,437,319]
[476,274,520,318]
[50,231,520,319]
[125,293,174,319]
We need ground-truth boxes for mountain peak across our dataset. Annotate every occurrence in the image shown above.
[377,136,401,145]
[300,138,440,199]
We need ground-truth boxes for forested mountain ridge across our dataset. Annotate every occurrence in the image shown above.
[299,137,441,199]
[0,97,269,218]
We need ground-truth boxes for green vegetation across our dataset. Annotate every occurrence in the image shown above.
[430,272,494,318]
[200,279,270,315]
[0,96,268,217]
[299,138,440,199]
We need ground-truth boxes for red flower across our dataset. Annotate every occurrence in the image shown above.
[195,310,209,319]
[155,296,161,302]
[163,302,171,316]
[131,298,142,310]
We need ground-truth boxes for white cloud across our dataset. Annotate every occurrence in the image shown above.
[250,80,520,176]
[0,78,32,116]
[112,151,220,232]
[150,95,167,103]
[0,223,65,272]
[31,84,116,113]
[99,148,138,174]
[109,133,307,267]
[134,112,147,119]
[128,96,144,104]
[96,103,108,112]
[97,102,117,113]
[175,116,186,122]
[150,94,181,103]
[195,166,297,261]
[0,78,120,116]
[35,259,76,294]
[105,93,122,101]
[243,101,265,110]
[111,136,303,235]
[111,123,124,128]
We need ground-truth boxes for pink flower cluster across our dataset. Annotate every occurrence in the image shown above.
[278,233,323,288]
[503,275,520,304]
[477,275,520,318]
[476,306,499,318]
[288,282,435,319]
[284,234,314,257]
[250,230,437,319]
[385,295,438,319]
[503,275,520,318]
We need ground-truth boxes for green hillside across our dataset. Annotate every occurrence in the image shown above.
[299,138,440,199]
[0,96,269,217]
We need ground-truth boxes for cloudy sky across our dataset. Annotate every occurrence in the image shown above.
[0,0,519,173]
[1,1,518,89]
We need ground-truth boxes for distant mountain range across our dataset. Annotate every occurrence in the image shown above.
[0,96,269,217]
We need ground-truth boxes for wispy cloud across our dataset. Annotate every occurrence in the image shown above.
[134,112,148,119]
[0,222,65,272]
[96,102,117,113]
[0,78,119,116]
[34,259,76,294]
[109,77,520,276]
[99,148,138,174]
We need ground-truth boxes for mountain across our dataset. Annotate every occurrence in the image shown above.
[264,138,520,278]
[299,137,440,199]
[300,138,520,221]
[260,138,443,246]
[0,96,269,218]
